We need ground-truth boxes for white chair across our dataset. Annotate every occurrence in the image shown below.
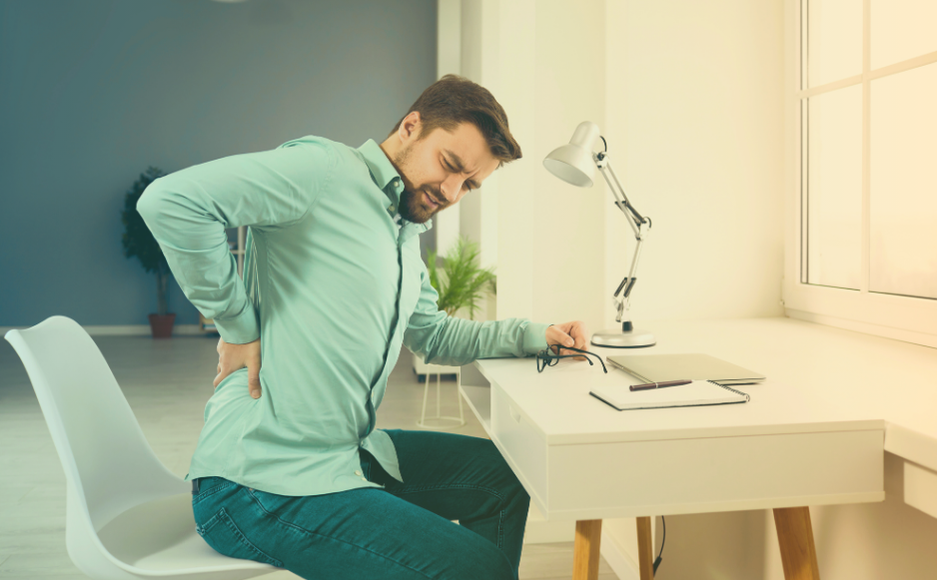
[4,316,276,580]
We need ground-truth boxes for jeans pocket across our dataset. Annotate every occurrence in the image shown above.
[192,478,237,508]
[196,507,283,568]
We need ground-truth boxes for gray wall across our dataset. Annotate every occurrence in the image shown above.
[0,0,437,327]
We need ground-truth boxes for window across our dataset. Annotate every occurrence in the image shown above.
[783,0,937,347]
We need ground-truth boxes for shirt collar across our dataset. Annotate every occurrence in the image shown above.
[357,139,432,237]
[358,139,402,199]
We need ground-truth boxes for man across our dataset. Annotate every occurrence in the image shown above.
[138,74,588,580]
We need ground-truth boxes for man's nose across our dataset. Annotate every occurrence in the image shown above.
[440,174,464,203]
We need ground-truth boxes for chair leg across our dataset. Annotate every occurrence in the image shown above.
[437,373,446,418]
[774,506,821,580]
[417,372,465,429]
[457,372,464,423]
[419,375,430,425]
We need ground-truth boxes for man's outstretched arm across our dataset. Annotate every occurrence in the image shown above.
[403,260,589,366]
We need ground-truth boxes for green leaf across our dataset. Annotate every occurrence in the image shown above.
[426,236,497,319]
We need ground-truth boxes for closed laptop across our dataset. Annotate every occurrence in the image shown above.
[607,353,765,385]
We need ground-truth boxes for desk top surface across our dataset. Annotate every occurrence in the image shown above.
[474,317,937,448]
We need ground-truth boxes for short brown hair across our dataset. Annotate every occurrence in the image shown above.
[391,74,522,165]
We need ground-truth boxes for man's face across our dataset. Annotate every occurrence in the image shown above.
[391,121,500,224]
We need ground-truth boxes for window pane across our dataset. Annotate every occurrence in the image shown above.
[870,62,937,300]
[806,86,862,289]
[808,0,862,87]
[871,0,937,70]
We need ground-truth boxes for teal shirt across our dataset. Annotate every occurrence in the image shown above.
[137,137,549,496]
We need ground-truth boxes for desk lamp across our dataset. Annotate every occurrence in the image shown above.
[543,121,655,348]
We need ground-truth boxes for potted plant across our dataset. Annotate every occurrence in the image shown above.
[121,167,175,338]
[413,236,497,379]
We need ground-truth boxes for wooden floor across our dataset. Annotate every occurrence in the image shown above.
[0,334,617,580]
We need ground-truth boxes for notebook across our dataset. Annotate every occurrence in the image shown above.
[606,353,765,386]
[590,380,750,411]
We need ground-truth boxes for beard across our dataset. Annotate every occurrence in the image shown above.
[399,187,444,224]
[393,146,446,224]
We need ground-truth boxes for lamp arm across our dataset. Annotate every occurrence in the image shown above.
[594,153,651,324]
[616,234,645,299]
[596,154,649,233]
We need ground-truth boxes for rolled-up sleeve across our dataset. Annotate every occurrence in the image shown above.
[403,262,549,366]
[136,139,333,344]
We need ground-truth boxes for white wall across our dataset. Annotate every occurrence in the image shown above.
[454,0,786,333]
[456,0,609,331]
[603,0,785,326]
[434,0,463,260]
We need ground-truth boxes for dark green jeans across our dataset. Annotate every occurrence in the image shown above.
[192,430,530,579]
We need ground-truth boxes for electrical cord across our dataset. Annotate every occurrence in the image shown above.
[653,515,666,575]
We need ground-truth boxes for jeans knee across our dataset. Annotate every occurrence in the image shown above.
[501,465,529,507]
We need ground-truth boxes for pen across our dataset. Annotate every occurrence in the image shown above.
[629,379,693,392]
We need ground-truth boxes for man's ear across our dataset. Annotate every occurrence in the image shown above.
[398,111,422,144]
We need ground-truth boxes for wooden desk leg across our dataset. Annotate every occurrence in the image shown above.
[573,520,602,580]
[773,507,821,580]
[636,516,655,580]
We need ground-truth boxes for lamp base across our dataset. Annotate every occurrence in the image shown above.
[591,327,656,348]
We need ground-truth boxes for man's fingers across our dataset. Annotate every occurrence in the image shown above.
[561,330,575,347]
[214,338,261,398]
[248,365,262,399]
[570,322,589,359]
[547,326,574,347]
[547,322,590,360]
[572,322,588,351]
[559,330,585,360]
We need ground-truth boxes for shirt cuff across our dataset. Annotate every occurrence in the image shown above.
[213,304,260,345]
[522,321,551,354]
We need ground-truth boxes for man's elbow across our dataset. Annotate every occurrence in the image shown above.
[135,178,168,225]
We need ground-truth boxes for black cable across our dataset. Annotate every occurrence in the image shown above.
[653,515,666,575]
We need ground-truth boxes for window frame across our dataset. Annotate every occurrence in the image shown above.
[782,0,937,348]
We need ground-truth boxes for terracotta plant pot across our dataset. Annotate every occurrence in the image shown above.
[148,313,176,339]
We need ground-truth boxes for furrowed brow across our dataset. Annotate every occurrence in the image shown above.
[445,151,481,190]
[445,150,467,173]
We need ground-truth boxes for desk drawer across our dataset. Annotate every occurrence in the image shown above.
[543,428,884,520]
[490,384,549,509]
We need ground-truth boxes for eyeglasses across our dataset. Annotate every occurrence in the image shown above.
[536,344,608,373]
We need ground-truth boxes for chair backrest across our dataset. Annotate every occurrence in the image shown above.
[4,316,186,533]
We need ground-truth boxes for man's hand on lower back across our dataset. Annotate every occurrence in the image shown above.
[214,337,263,398]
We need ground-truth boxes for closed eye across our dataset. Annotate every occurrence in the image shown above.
[443,156,478,192]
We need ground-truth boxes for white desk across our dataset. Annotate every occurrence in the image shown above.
[459,317,937,579]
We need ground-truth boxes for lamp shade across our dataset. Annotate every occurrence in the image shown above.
[542,121,601,188]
